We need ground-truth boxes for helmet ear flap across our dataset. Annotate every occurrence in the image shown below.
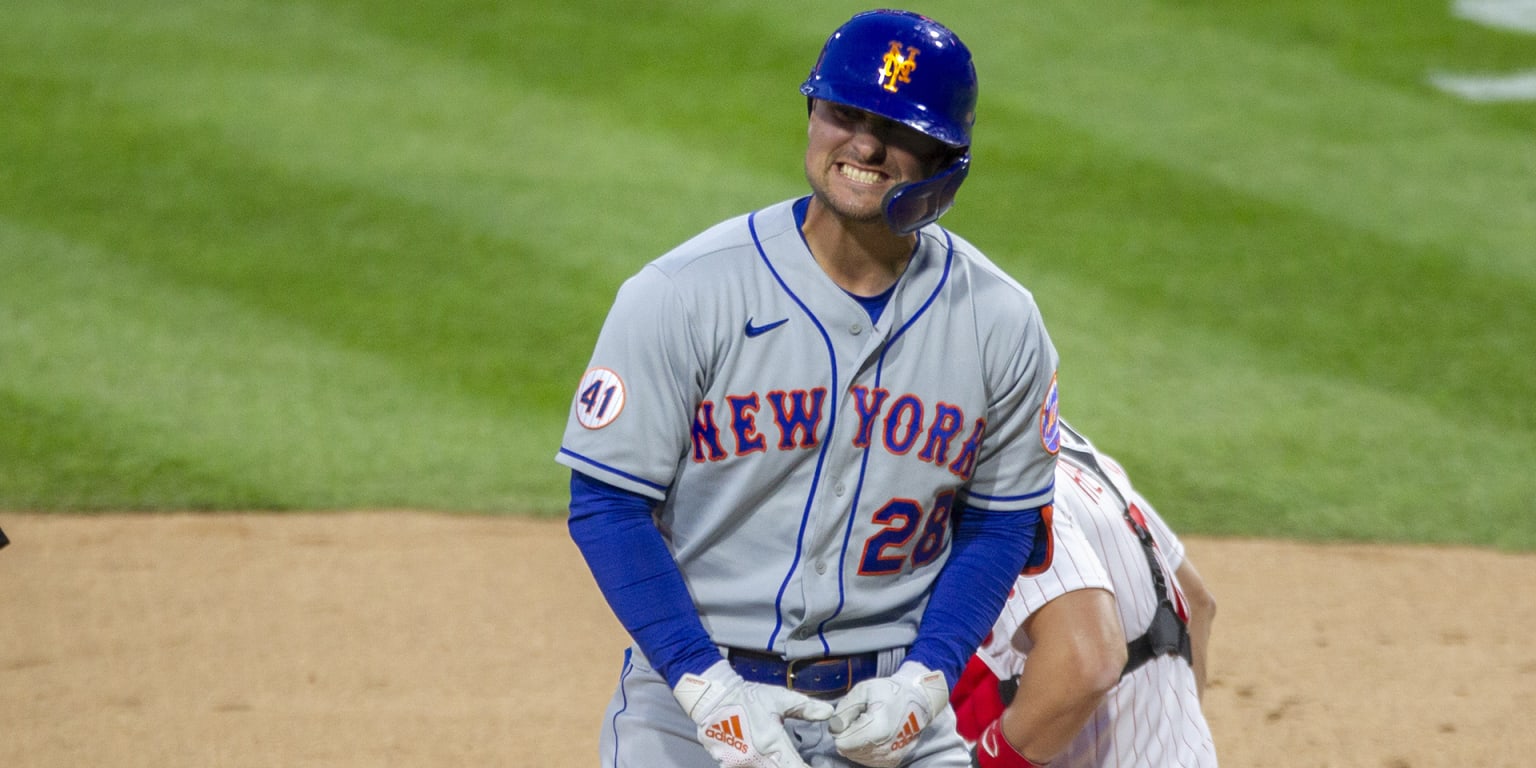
[883,154,970,235]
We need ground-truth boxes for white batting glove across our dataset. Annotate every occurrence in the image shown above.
[827,660,949,768]
[673,659,837,768]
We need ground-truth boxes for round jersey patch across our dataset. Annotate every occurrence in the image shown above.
[1039,372,1060,454]
[574,367,626,429]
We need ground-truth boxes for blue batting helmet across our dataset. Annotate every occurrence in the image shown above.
[801,10,976,148]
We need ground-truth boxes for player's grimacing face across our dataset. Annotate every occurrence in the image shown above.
[805,100,949,223]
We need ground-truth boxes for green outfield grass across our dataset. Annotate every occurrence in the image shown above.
[2,0,1533,549]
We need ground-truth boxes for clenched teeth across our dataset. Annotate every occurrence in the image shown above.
[839,164,883,184]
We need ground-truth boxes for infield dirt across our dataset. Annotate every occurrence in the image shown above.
[3,512,1532,767]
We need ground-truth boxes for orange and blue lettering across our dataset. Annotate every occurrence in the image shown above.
[727,394,768,456]
[690,401,727,462]
[918,402,964,464]
[766,388,827,449]
[883,394,924,455]
[850,385,890,448]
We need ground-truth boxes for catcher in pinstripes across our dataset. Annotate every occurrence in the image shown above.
[952,420,1218,767]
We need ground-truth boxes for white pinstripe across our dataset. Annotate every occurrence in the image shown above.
[973,437,1217,767]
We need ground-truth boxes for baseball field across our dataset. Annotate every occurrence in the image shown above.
[3,0,1534,765]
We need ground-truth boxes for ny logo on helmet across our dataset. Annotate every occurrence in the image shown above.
[879,41,919,93]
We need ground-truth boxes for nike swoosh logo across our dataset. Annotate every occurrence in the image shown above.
[744,317,788,337]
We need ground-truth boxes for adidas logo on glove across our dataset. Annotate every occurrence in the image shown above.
[890,712,924,751]
[704,714,751,754]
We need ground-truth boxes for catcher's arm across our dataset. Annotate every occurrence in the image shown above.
[976,588,1124,767]
[1174,558,1216,699]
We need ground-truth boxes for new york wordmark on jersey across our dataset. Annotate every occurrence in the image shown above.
[688,383,987,481]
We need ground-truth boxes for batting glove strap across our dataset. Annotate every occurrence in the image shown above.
[827,660,949,768]
[972,719,1047,768]
[673,659,835,768]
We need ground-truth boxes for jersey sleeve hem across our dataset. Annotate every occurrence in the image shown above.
[556,448,669,501]
[964,479,1054,511]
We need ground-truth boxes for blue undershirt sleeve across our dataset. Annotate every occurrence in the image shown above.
[905,503,1041,690]
[567,470,722,687]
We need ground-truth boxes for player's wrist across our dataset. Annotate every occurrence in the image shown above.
[661,644,728,689]
[972,718,1048,768]
[671,659,741,720]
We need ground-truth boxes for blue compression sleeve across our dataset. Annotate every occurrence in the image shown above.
[905,504,1041,689]
[567,471,722,687]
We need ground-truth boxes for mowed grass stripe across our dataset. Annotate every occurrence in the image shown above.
[0,386,274,510]
[961,0,1536,280]
[0,0,806,512]
[0,219,562,512]
[957,112,1536,435]
[0,0,808,390]
[0,66,568,415]
[960,123,1536,547]
[1031,262,1536,548]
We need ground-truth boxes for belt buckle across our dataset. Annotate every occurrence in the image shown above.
[785,656,850,698]
[785,657,810,691]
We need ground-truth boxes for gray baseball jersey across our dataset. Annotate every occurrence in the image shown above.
[557,197,1061,659]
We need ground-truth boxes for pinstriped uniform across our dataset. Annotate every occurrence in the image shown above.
[971,429,1218,767]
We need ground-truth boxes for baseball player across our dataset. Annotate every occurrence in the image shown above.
[950,420,1218,767]
[556,10,1062,768]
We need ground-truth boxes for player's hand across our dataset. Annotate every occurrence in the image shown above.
[827,660,949,768]
[673,659,836,768]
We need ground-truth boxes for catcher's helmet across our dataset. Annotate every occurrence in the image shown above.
[801,10,976,234]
